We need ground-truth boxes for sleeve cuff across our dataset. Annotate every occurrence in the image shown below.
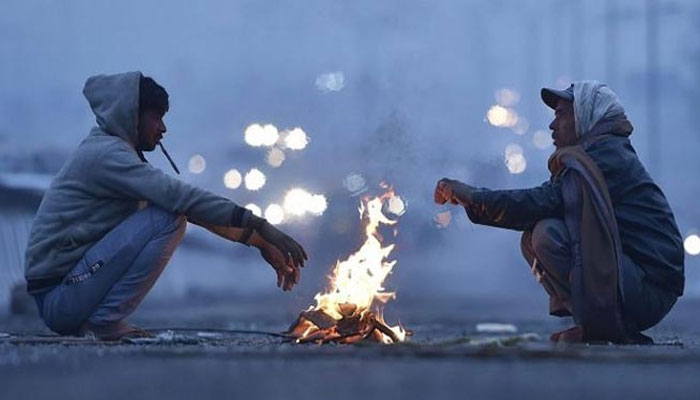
[463,190,485,224]
[231,206,252,227]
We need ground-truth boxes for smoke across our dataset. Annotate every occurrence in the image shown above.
[1,0,699,308]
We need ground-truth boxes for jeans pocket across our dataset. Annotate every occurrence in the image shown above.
[64,259,104,285]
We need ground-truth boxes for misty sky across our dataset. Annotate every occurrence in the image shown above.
[1,0,699,306]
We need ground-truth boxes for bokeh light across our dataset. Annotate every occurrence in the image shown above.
[188,154,206,174]
[244,123,279,147]
[283,188,312,216]
[343,173,367,195]
[387,195,406,216]
[315,71,346,92]
[684,234,700,256]
[245,203,262,217]
[244,168,266,191]
[308,194,328,216]
[284,128,309,150]
[282,188,327,217]
[223,169,242,189]
[495,88,520,107]
[505,144,523,157]
[244,124,264,147]
[533,129,552,149]
[504,144,527,174]
[512,117,529,135]
[266,147,286,168]
[486,105,519,128]
[434,211,452,229]
[264,203,285,225]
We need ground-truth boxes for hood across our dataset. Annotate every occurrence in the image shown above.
[83,71,142,146]
[572,80,627,138]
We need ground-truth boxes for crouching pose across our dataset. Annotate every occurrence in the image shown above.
[25,72,307,340]
[435,81,684,343]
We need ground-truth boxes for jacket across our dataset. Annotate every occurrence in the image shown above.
[465,118,684,296]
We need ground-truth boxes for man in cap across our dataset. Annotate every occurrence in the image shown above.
[434,81,684,343]
[25,72,307,340]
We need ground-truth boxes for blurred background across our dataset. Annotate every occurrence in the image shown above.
[1,0,699,319]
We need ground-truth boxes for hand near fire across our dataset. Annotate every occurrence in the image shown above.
[259,240,300,291]
[434,178,475,206]
[248,218,308,291]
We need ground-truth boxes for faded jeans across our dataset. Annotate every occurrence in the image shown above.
[521,218,677,333]
[34,206,186,335]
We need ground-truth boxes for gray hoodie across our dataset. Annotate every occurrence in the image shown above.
[24,71,251,294]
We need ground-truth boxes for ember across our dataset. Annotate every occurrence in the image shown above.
[287,190,407,344]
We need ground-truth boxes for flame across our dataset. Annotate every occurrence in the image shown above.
[293,189,406,344]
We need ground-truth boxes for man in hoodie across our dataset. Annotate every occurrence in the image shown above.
[434,81,684,344]
[25,72,307,340]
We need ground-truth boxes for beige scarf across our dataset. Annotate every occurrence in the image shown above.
[548,145,627,341]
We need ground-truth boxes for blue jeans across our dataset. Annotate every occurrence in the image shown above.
[35,206,186,335]
[521,218,677,333]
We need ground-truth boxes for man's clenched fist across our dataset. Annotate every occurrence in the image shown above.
[434,178,476,206]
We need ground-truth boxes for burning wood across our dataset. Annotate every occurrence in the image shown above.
[287,190,407,344]
[287,306,402,344]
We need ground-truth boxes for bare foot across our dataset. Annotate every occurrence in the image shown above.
[550,326,584,343]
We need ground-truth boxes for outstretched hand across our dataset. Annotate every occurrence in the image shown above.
[252,220,308,291]
[257,221,308,269]
[259,240,299,291]
[434,178,475,206]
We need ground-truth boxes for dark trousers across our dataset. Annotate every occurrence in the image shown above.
[521,218,677,333]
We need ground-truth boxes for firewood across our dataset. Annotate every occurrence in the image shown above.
[338,303,357,317]
[286,315,317,338]
[297,330,329,344]
[336,315,363,336]
[300,309,337,329]
[285,314,302,334]
[339,333,367,344]
[370,329,385,342]
[370,315,400,343]
[288,307,404,344]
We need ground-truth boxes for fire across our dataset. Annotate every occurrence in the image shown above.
[287,190,407,344]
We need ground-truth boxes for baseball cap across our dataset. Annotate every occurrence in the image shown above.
[541,84,574,109]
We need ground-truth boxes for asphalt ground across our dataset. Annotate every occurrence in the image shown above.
[1,295,699,399]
